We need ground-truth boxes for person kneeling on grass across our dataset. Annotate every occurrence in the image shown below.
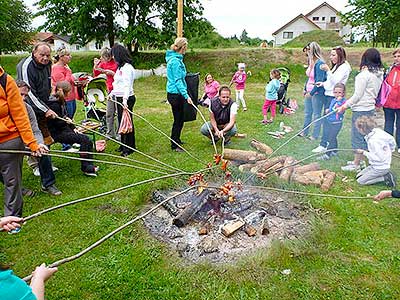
[353,115,396,187]
[47,81,99,177]
[200,85,238,146]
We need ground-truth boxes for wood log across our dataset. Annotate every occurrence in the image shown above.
[292,162,320,175]
[234,133,247,139]
[172,190,210,228]
[255,156,287,173]
[279,156,296,181]
[250,139,273,155]
[243,224,257,237]
[221,220,245,237]
[238,163,256,172]
[151,191,180,217]
[321,171,336,191]
[261,217,270,235]
[292,170,326,186]
[224,149,266,163]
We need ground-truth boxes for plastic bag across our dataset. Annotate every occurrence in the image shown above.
[118,109,133,134]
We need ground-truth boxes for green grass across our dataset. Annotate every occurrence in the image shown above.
[1,48,400,299]
[282,30,345,48]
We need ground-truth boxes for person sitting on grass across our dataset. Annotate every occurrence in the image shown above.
[261,68,281,124]
[47,81,99,177]
[0,216,58,300]
[200,85,238,145]
[353,115,396,187]
[317,83,347,160]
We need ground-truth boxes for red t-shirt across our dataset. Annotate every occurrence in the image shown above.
[93,59,118,92]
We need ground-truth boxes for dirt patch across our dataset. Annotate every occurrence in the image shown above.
[143,186,313,264]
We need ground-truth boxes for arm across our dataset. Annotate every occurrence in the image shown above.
[169,59,189,99]
[323,63,351,89]
[362,139,391,163]
[345,72,368,108]
[0,216,22,232]
[222,112,236,134]
[30,264,58,300]
[121,65,135,104]
[310,61,327,96]
[25,103,44,145]
[209,111,219,134]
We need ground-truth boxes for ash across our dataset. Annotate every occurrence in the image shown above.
[143,186,311,264]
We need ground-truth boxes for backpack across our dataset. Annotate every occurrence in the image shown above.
[376,67,392,107]
[0,72,7,96]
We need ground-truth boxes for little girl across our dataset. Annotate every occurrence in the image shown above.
[354,115,396,187]
[262,69,281,124]
[230,63,247,111]
[47,81,99,177]
[317,83,346,160]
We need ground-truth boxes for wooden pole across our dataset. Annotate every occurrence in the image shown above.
[177,0,183,37]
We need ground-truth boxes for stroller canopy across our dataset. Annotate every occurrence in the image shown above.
[84,77,108,103]
[277,67,290,85]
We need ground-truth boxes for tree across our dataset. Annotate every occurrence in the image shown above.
[240,29,249,44]
[342,0,400,47]
[0,0,34,54]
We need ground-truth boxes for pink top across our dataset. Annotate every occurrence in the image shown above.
[305,64,315,93]
[51,64,76,101]
[231,71,247,90]
[204,80,220,99]
[93,59,118,92]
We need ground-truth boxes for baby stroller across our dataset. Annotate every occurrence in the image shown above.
[276,67,291,114]
[81,75,108,133]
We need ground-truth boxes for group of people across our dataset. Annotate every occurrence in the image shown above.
[299,43,400,188]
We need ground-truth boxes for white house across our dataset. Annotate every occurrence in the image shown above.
[272,2,351,46]
[36,32,120,52]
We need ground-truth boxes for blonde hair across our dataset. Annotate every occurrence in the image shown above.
[53,46,70,63]
[355,115,376,135]
[55,81,72,104]
[308,41,323,60]
[170,37,188,52]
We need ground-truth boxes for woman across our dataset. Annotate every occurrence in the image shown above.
[110,44,136,157]
[299,42,327,140]
[0,68,46,217]
[383,48,400,150]
[93,47,118,139]
[338,48,384,171]
[312,46,352,153]
[166,37,193,152]
[199,73,220,107]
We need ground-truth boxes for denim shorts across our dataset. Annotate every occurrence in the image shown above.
[351,110,375,150]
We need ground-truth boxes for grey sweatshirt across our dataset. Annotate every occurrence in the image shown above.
[346,68,383,112]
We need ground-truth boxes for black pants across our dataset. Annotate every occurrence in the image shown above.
[53,128,95,173]
[383,107,400,147]
[167,93,185,149]
[116,95,136,155]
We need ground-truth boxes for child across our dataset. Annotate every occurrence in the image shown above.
[354,115,396,187]
[262,69,281,124]
[230,63,247,111]
[317,83,347,160]
[47,81,99,177]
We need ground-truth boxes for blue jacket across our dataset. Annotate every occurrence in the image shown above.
[265,79,280,100]
[165,50,188,99]
[309,59,327,96]
[326,97,346,123]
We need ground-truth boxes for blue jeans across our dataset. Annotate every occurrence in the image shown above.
[39,155,55,188]
[311,93,329,139]
[319,96,335,147]
[302,95,312,136]
[325,121,343,156]
[383,107,400,147]
[65,100,77,119]
[200,122,237,140]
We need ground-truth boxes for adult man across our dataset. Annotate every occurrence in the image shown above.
[200,85,238,145]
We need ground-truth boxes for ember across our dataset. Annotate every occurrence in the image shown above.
[144,186,311,264]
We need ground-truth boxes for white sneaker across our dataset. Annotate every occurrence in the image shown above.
[33,167,40,177]
[72,143,81,148]
[64,147,79,153]
[52,166,59,172]
[341,163,360,172]
[312,145,327,153]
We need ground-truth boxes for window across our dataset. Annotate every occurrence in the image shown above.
[322,17,325,21]
[283,32,293,39]
[95,42,102,50]
[312,16,319,21]
[75,44,80,50]
[330,16,336,23]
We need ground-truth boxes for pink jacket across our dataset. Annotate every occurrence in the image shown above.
[51,64,76,101]
[204,80,220,99]
[231,71,247,90]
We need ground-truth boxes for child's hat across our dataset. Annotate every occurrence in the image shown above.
[238,63,246,69]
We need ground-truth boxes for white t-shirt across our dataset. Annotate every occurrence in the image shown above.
[112,63,135,99]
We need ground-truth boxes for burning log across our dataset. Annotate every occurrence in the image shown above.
[224,149,266,163]
[243,224,257,237]
[321,171,336,191]
[292,162,320,175]
[279,156,296,182]
[151,191,180,217]
[172,190,211,228]
[250,139,273,155]
[221,220,245,237]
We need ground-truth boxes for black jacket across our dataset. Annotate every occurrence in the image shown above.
[47,95,74,137]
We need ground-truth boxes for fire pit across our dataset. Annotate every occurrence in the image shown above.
[143,185,312,264]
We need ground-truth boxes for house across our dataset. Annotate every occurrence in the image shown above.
[272,2,351,46]
[35,32,119,52]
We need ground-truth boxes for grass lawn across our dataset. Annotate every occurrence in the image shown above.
[1,48,400,299]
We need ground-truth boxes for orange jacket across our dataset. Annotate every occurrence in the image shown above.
[0,67,39,151]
